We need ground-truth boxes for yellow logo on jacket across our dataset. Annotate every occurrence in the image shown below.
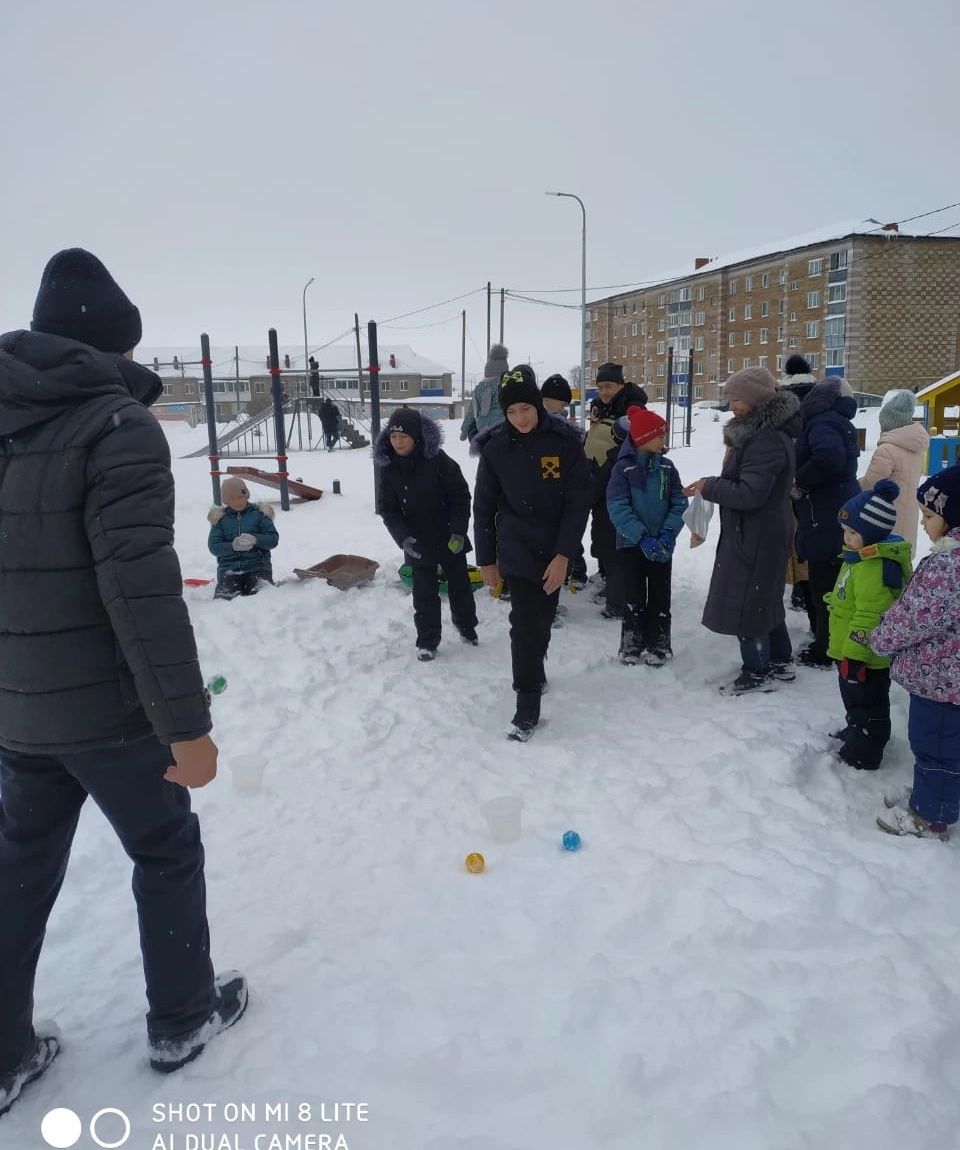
[540,455,560,480]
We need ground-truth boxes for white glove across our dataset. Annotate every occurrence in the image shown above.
[232,533,257,551]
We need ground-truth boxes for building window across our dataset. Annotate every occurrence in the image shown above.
[761,272,770,288]
[776,355,784,372]
[805,321,820,339]
[777,326,785,342]
[255,380,266,394]
[656,364,665,377]
[656,340,665,355]
[808,258,823,276]
[761,301,770,317]
[828,283,847,304]
[591,309,598,322]
[694,383,704,397]
[743,331,752,345]
[728,333,736,347]
[778,299,786,314]
[758,355,768,367]
[381,380,390,392]
[759,328,769,344]
[697,286,705,301]
[729,280,737,295]
[807,291,821,309]
[826,349,845,368]
[727,358,736,373]
[631,323,638,336]
[658,318,666,332]
[790,312,798,323]
[658,294,666,308]
[399,381,409,392]
[744,304,752,320]
[789,279,800,292]
[779,269,787,285]
[633,302,638,313]
[829,250,848,271]
[694,311,705,326]
[622,305,628,316]
[184,382,195,396]
[694,336,705,351]
[592,350,598,362]
[743,358,752,369]
[787,337,799,348]
[695,364,703,378]
[162,384,173,397]
[745,276,753,292]
[806,353,819,369]
[729,307,736,322]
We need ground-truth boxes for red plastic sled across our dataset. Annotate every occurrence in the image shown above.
[183,578,212,587]
[225,466,323,501]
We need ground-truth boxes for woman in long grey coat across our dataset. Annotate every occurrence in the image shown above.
[684,367,802,695]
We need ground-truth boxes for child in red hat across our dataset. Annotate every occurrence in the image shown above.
[606,408,688,665]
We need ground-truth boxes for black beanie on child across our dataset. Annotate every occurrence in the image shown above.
[541,374,572,404]
[31,248,142,354]
[387,407,423,441]
[499,365,542,412]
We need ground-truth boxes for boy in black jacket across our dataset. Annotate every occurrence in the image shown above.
[473,367,593,739]
[377,409,478,661]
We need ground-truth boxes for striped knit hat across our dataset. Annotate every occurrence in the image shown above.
[838,478,900,545]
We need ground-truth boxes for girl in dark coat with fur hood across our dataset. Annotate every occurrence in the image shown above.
[376,408,478,661]
[684,367,802,695]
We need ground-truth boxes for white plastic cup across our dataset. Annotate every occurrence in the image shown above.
[482,795,524,843]
[230,755,265,795]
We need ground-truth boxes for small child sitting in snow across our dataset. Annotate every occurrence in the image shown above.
[824,479,912,770]
[606,407,688,666]
[207,476,279,599]
[872,463,960,839]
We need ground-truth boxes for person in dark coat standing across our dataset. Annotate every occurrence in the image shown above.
[473,366,593,738]
[583,362,649,619]
[793,378,860,667]
[685,367,802,695]
[319,396,341,450]
[780,354,818,625]
[0,250,246,1117]
[377,408,478,660]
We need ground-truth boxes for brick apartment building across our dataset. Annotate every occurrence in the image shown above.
[586,220,960,402]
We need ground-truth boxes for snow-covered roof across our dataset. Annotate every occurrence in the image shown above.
[136,343,453,378]
[592,218,946,304]
[916,368,960,401]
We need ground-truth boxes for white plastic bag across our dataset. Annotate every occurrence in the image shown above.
[682,493,714,548]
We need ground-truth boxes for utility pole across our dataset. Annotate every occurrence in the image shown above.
[486,281,491,356]
[499,287,505,344]
[354,313,364,407]
[461,309,466,402]
[234,344,241,418]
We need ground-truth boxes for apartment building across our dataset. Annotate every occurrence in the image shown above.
[586,220,960,402]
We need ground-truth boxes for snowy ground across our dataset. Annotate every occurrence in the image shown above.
[9,405,960,1150]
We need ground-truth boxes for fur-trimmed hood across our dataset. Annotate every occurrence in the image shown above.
[723,390,801,449]
[373,412,443,466]
[801,379,857,421]
[208,501,275,525]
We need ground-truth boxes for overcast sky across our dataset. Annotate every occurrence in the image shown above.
[3,0,958,381]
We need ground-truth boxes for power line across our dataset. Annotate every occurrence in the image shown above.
[379,287,486,326]
[381,312,464,330]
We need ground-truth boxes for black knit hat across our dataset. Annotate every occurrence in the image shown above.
[499,365,542,412]
[784,354,812,377]
[31,248,142,354]
[541,374,572,404]
[386,407,423,441]
[596,362,625,386]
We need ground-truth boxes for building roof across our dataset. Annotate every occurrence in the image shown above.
[136,343,453,378]
[916,368,960,402]
[592,218,957,304]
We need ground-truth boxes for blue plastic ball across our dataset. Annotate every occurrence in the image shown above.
[562,830,581,851]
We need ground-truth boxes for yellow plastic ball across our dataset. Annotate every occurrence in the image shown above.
[464,852,485,874]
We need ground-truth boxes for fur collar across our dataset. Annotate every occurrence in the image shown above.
[931,530,960,556]
[723,390,800,450]
[208,501,274,525]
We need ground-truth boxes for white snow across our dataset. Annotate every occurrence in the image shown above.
[8,406,960,1150]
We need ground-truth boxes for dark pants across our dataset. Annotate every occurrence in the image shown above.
[790,580,817,634]
[568,543,588,587]
[0,738,215,1071]
[411,552,478,651]
[324,431,339,451]
[590,500,625,613]
[214,570,268,600]
[738,621,793,675]
[620,550,673,658]
[837,666,891,768]
[508,576,559,726]
[909,695,960,825]
[807,558,842,660]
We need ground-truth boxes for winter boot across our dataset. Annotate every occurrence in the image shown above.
[149,971,248,1073]
[458,629,478,646]
[876,804,949,841]
[417,648,437,662]
[798,644,833,669]
[642,650,667,668]
[768,660,797,682]
[0,1031,61,1117]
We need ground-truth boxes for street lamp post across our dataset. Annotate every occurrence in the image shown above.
[546,191,587,429]
[302,276,315,397]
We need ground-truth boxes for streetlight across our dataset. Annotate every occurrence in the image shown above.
[546,191,587,429]
[302,276,315,397]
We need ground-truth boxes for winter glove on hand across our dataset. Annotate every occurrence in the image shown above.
[790,484,805,502]
[447,534,465,554]
[402,536,422,560]
[639,536,661,561]
[657,530,675,555]
[839,658,868,684]
[232,533,257,552]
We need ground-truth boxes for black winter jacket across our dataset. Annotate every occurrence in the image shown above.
[0,331,211,754]
[794,381,860,562]
[473,411,593,581]
[375,416,472,565]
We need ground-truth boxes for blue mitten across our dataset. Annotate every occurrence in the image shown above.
[639,536,660,561]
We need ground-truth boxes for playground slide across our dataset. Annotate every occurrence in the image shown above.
[225,466,323,501]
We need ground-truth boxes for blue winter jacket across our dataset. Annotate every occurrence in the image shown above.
[606,440,688,557]
[794,381,860,561]
[207,501,279,577]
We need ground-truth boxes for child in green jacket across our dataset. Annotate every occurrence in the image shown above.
[825,479,912,769]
